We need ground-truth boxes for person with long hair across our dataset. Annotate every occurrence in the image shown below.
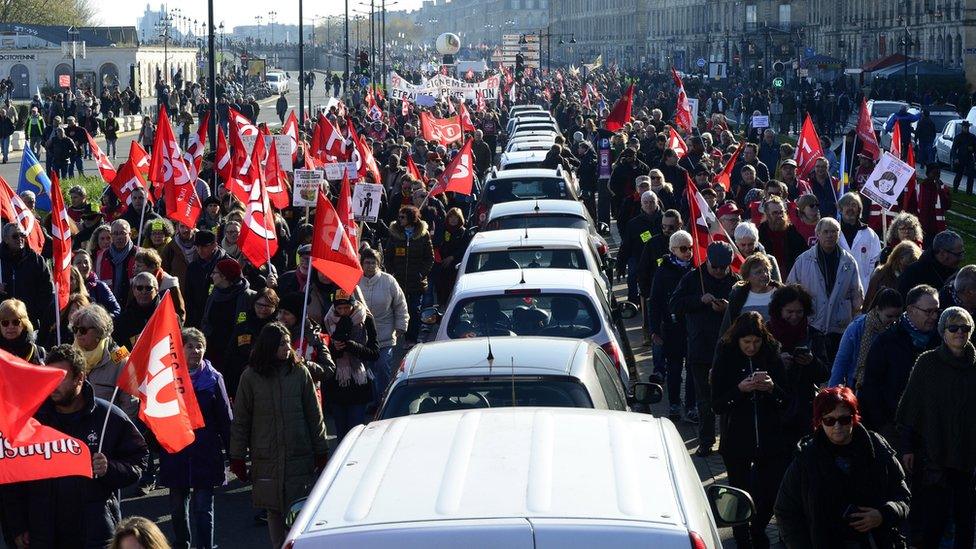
[73,249,122,317]
[863,241,921,311]
[719,254,781,336]
[0,298,44,363]
[323,290,379,440]
[109,516,171,549]
[775,387,910,548]
[229,322,328,549]
[711,311,791,548]
[830,288,905,389]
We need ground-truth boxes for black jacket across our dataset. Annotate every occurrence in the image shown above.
[669,265,739,364]
[647,254,690,338]
[607,158,650,215]
[758,222,808,277]
[618,210,662,269]
[184,248,228,328]
[775,426,910,549]
[0,244,54,330]
[897,249,957,298]
[637,233,672,298]
[112,298,158,349]
[7,382,147,549]
[201,278,255,373]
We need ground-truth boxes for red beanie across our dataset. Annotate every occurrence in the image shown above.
[215,258,242,282]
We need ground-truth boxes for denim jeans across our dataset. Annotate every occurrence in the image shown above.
[168,486,215,549]
[106,139,117,158]
[368,346,395,407]
[69,154,84,177]
[0,136,9,162]
[330,403,366,441]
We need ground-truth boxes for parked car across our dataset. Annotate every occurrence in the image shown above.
[284,408,755,548]
[936,119,970,166]
[484,199,610,260]
[473,168,579,227]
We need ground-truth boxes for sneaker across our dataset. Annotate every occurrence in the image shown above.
[685,408,699,424]
[668,404,681,422]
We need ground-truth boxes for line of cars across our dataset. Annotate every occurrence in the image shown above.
[281,104,756,548]
[862,99,968,165]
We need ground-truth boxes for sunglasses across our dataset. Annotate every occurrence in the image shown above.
[946,324,973,334]
[72,325,93,335]
[0,318,21,328]
[133,285,155,292]
[821,415,853,427]
[675,245,693,253]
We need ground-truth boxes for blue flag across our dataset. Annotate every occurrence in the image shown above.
[17,146,52,211]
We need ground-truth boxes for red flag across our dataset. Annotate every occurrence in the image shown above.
[129,141,151,179]
[420,112,464,145]
[0,176,43,254]
[366,90,382,121]
[890,120,903,160]
[406,154,423,181]
[667,126,688,158]
[685,175,744,271]
[149,109,200,228]
[401,98,409,117]
[475,90,486,113]
[430,138,475,197]
[337,172,358,252]
[215,125,233,184]
[263,138,291,210]
[310,189,363,294]
[672,68,693,134]
[49,173,71,311]
[794,114,825,179]
[901,145,918,211]
[85,130,117,183]
[856,99,881,161]
[0,348,93,484]
[604,83,634,132]
[229,107,258,137]
[458,101,475,132]
[116,292,204,453]
[182,112,210,180]
[465,68,475,79]
[311,114,347,160]
[348,124,381,183]
[714,141,746,192]
[282,111,300,162]
[110,157,152,207]
[238,162,278,267]
[581,85,591,110]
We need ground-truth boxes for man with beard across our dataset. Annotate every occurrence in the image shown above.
[758,195,808,276]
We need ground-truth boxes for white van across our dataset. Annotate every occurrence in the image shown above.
[284,408,753,548]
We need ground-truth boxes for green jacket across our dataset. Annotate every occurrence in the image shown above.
[230,361,328,512]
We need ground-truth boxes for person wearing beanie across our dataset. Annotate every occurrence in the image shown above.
[273,291,334,371]
[201,257,254,378]
[184,229,227,328]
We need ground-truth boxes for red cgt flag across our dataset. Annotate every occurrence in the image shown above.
[182,111,210,181]
[685,175,744,271]
[672,68,694,134]
[85,130,117,183]
[149,108,201,227]
[794,113,825,179]
[0,348,93,484]
[667,126,688,158]
[890,120,903,160]
[604,83,634,132]
[0,175,43,254]
[856,99,881,161]
[263,138,291,210]
[348,124,381,183]
[406,154,423,181]
[430,138,475,197]
[310,189,363,295]
[337,172,358,252]
[116,292,204,454]
[215,125,233,185]
[419,112,464,145]
[49,172,72,311]
[238,160,278,268]
[714,141,746,192]
[282,111,300,162]
[110,157,153,207]
[458,100,475,132]
[130,140,151,180]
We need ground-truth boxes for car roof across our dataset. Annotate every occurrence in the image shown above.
[487,168,564,180]
[467,227,590,251]
[501,150,549,162]
[400,337,591,377]
[453,267,597,295]
[487,199,587,220]
[301,408,683,532]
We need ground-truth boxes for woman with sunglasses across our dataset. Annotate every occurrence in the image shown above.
[789,194,821,246]
[775,387,910,549]
[0,298,44,363]
[648,231,695,423]
[711,311,790,549]
[112,272,160,350]
[896,306,976,549]
[69,303,138,418]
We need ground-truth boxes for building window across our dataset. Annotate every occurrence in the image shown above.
[746,4,757,23]
[779,3,791,24]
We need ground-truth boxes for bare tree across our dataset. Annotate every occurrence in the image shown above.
[0,0,94,26]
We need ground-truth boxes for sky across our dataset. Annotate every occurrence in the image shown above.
[94,0,424,30]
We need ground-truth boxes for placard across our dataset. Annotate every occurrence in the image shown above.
[292,169,324,207]
[241,135,294,171]
[352,183,383,223]
[688,97,699,127]
[859,151,914,211]
[324,162,358,182]
[751,115,770,128]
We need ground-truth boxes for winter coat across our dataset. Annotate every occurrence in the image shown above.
[859,318,939,432]
[94,244,138,301]
[904,178,950,243]
[6,382,147,549]
[83,273,121,317]
[774,426,910,549]
[896,342,976,472]
[829,313,870,387]
[230,360,328,512]
[0,244,54,329]
[711,338,791,457]
[161,235,197,288]
[201,279,255,372]
[669,265,739,364]
[84,338,139,419]
[184,248,228,328]
[618,210,663,269]
[636,232,671,298]
[384,220,434,295]
[358,271,408,349]
[607,158,650,216]
[112,297,158,349]
[159,360,233,488]
[757,222,808,277]
[897,249,957,298]
[786,246,863,335]
[323,303,379,406]
[839,223,882,291]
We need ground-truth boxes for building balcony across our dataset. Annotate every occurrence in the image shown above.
[744,21,804,34]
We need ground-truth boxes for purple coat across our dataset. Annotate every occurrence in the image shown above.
[158,360,233,488]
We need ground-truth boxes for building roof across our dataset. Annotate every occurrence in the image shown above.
[0,24,139,47]
[862,53,911,72]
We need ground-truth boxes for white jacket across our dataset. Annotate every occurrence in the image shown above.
[358,271,409,349]
[839,224,882,291]
[787,245,864,335]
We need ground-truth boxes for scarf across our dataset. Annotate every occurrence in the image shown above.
[768,316,808,352]
[855,310,890,389]
[324,304,369,387]
[670,254,691,268]
[0,331,33,361]
[903,313,936,350]
[76,338,108,372]
[107,241,133,291]
[221,235,241,259]
[173,232,198,264]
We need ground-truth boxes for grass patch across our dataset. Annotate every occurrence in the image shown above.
[946,188,976,264]
[54,174,106,205]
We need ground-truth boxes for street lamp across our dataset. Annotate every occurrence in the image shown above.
[897,16,918,100]
[66,26,82,92]
[155,13,173,85]
[268,11,278,65]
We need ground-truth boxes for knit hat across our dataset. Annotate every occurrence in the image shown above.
[215,258,242,281]
[278,292,305,317]
[194,230,216,246]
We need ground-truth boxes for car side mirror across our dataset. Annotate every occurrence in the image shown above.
[706,485,755,527]
[617,300,639,320]
[598,222,610,235]
[284,497,308,529]
[632,382,663,405]
[420,306,442,325]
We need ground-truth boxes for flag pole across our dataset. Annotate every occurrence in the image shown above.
[135,198,147,247]
[97,386,119,455]
[54,290,61,346]
[297,256,314,354]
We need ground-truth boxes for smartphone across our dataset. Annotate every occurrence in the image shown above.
[751,370,768,380]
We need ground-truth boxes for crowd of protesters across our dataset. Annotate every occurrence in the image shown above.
[0,56,973,549]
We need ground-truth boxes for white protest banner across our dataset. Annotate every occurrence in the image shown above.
[687,98,699,127]
[352,183,384,223]
[751,115,770,128]
[292,169,325,207]
[859,151,914,210]
[241,135,294,171]
[324,161,359,182]
[389,71,500,102]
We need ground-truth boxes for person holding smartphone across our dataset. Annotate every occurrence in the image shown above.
[711,311,791,548]
[775,387,910,549]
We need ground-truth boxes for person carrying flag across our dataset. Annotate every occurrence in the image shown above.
[0,222,54,332]
[6,344,147,549]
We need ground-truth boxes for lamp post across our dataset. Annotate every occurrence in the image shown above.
[898,16,916,100]
[156,13,173,85]
[66,26,81,91]
[206,0,218,196]
[345,0,350,88]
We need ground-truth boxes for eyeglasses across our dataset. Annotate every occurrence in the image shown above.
[675,245,692,253]
[910,305,941,317]
[255,301,275,309]
[806,203,820,208]
[0,318,21,328]
[946,324,973,334]
[943,249,965,258]
[72,325,93,335]
[650,176,663,180]
[821,415,853,427]
[133,285,155,292]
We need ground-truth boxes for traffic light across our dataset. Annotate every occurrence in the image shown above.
[358,50,369,74]
[515,52,525,79]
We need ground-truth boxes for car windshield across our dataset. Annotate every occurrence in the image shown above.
[488,214,589,232]
[484,178,571,204]
[379,377,595,419]
[872,103,905,118]
[502,161,546,170]
[267,75,280,82]
[466,248,587,273]
[447,293,599,338]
